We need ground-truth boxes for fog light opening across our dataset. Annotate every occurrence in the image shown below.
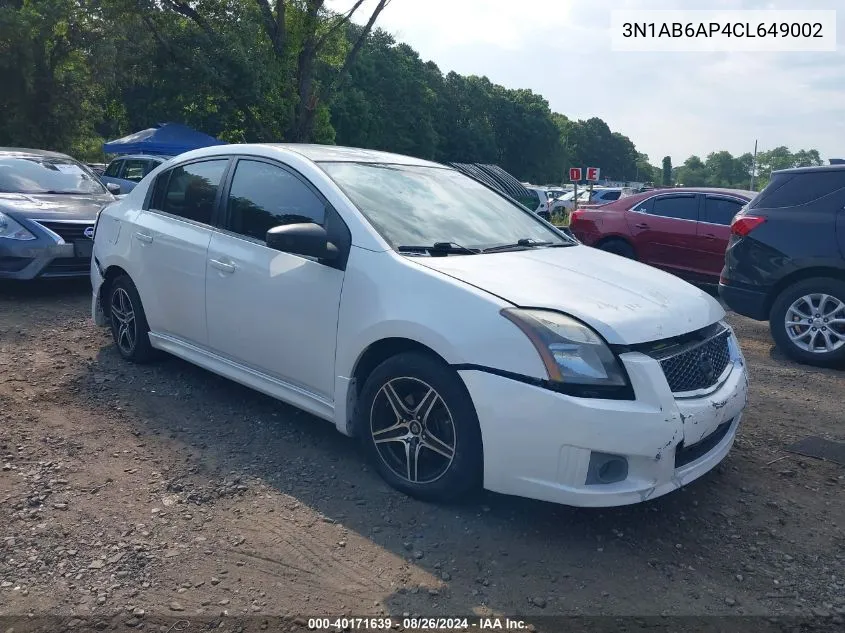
[586,452,629,485]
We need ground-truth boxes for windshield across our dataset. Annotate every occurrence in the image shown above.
[0,157,107,195]
[321,162,571,251]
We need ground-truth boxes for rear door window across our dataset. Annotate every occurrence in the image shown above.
[704,197,745,225]
[751,171,845,208]
[152,159,228,225]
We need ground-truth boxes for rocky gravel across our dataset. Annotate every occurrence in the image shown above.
[0,279,843,632]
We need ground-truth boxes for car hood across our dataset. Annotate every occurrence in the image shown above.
[0,193,113,222]
[412,245,725,344]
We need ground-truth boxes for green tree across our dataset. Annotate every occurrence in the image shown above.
[331,30,440,158]
[138,0,391,142]
[662,156,672,186]
[677,155,707,186]
[634,153,656,184]
[793,148,823,167]
[0,0,104,157]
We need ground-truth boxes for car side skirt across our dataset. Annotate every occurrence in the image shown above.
[148,332,335,423]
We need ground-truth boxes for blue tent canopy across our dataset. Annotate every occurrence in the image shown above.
[102,123,224,156]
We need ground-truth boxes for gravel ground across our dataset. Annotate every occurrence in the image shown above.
[0,279,843,631]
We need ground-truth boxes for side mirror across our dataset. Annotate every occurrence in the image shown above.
[265,222,338,260]
[106,183,121,195]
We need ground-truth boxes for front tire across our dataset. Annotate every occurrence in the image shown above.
[769,277,845,367]
[107,275,156,363]
[357,352,483,502]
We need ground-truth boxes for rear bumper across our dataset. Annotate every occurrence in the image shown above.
[719,282,769,320]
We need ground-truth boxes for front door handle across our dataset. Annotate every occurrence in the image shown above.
[634,223,649,229]
[209,259,236,274]
[135,232,153,244]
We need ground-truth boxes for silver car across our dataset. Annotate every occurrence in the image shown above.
[100,154,166,194]
[0,148,116,279]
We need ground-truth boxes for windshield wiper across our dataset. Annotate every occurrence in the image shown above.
[37,190,93,195]
[398,242,480,256]
[482,238,569,253]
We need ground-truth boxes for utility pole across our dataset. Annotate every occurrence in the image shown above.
[750,139,758,191]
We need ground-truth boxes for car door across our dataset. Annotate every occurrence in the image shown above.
[205,157,348,400]
[698,195,746,280]
[131,158,230,346]
[627,194,701,277]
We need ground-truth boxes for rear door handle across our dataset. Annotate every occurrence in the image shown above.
[209,259,236,274]
[703,233,717,240]
[634,223,649,229]
[135,232,153,244]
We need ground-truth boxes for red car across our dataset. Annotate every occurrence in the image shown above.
[569,187,754,284]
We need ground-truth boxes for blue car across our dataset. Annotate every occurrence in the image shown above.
[100,154,167,194]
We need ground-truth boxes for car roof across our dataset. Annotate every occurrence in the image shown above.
[773,164,845,175]
[586,187,753,211]
[0,147,74,160]
[646,186,753,198]
[268,143,443,167]
[107,154,168,162]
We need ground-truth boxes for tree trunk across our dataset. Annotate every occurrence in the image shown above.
[292,42,316,142]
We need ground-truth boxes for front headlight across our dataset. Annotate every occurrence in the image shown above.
[0,211,36,241]
[501,308,628,388]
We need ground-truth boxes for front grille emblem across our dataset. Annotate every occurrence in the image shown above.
[84,226,95,239]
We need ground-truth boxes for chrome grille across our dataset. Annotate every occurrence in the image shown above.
[34,220,94,242]
[658,330,731,393]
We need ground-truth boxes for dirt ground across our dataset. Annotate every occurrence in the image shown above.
[0,279,843,631]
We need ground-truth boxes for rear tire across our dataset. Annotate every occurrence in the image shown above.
[357,352,483,502]
[769,277,845,367]
[107,275,157,363]
[598,238,636,259]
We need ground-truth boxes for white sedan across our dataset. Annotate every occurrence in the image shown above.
[552,187,624,213]
[90,144,748,507]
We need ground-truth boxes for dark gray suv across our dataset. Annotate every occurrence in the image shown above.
[720,165,845,366]
[0,148,116,279]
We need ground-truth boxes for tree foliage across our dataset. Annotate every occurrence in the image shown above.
[0,1,825,187]
[661,156,672,186]
[671,147,823,190]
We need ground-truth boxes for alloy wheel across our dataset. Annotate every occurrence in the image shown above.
[785,293,845,353]
[369,377,456,484]
[111,287,137,355]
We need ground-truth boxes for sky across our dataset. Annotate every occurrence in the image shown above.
[328,0,845,166]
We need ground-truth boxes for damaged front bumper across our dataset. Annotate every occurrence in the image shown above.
[458,330,749,507]
[90,256,108,326]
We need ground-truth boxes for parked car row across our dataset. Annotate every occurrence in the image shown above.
[2,141,843,510]
[551,187,627,214]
